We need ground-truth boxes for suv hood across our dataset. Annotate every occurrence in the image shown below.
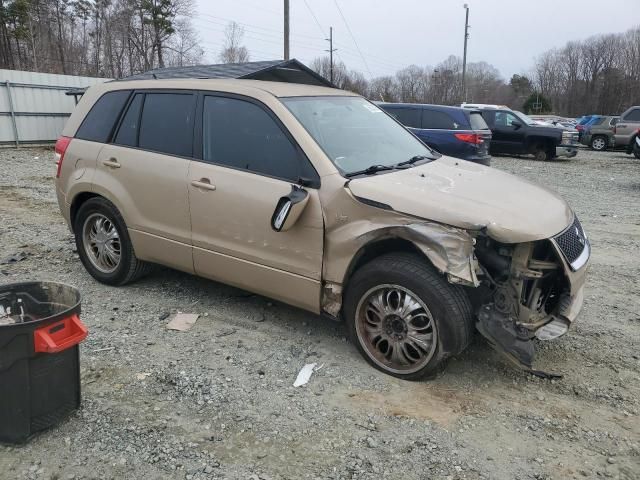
[347,156,572,243]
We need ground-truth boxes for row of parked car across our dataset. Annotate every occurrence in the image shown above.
[379,101,640,163]
[377,102,579,165]
[572,107,640,154]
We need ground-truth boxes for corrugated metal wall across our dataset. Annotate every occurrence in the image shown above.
[0,70,110,145]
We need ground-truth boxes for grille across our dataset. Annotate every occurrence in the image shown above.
[562,131,579,145]
[554,216,588,266]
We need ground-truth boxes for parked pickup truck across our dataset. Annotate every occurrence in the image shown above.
[463,105,579,161]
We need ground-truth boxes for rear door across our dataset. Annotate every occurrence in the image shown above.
[418,108,463,156]
[93,90,196,273]
[615,108,640,145]
[188,93,324,312]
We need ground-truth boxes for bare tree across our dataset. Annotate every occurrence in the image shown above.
[218,21,249,64]
[368,75,398,102]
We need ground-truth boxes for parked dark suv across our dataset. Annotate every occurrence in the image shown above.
[465,106,579,161]
[379,103,492,165]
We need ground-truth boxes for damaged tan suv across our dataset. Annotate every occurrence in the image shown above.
[55,80,589,379]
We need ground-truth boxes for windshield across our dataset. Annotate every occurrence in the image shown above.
[281,96,437,175]
[513,111,537,126]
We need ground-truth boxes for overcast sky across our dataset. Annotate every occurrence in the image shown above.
[194,0,639,80]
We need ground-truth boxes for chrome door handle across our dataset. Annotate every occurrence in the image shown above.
[102,158,121,169]
[191,179,216,191]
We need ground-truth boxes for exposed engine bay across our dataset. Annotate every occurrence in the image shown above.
[472,235,578,375]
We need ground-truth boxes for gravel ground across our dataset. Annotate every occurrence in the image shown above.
[0,147,638,480]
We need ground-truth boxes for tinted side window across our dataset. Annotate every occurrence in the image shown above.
[422,110,457,129]
[114,94,143,147]
[623,108,640,121]
[384,107,422,128]
[76,90,130,142]
[202,96,310,182]
[139,93,195,157]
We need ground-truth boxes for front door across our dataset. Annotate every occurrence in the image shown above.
[489,111,526,154]
[189,94,324,312]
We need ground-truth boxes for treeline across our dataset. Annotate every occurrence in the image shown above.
[1,1,638,116]
[312,54,515,108]
[313,25,640,116]
[0,0,203,78]
[533,26,640,116]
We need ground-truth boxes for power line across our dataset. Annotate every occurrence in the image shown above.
[198,12,320,40]
[194,21,326,53]
[302,0,327,37]
[194,16,325,45]
[332,0,373,79]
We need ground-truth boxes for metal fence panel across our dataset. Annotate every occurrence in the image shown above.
[0,69,110,145]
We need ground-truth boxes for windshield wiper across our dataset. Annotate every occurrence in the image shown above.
[395,155,431,167]
[345,164,395,178]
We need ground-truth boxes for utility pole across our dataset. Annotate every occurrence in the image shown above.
[325,26,337,84]
[462,3,470,103]
[284,0,290,60]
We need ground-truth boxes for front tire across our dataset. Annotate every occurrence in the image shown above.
[74,197,151,285]
[343,253,473,380]
[534,145,551,161]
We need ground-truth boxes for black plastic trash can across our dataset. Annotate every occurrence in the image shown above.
[0,282,87,444]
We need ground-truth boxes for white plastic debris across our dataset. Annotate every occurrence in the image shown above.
[166,313,199,331]
[293,362,317,387]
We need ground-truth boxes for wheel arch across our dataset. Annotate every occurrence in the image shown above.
[342,237,429,288]
[525,135,555,153]
[70,192,102,232]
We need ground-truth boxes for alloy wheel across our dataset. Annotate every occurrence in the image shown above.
[591,137,606,151]
[82,213,121,273]
[355,284,437,374]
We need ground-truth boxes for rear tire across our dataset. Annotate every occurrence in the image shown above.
[590,136,607,151]
[343,253,473,380]
[74,197,151,286]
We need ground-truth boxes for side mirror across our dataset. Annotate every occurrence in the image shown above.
[511,121,522,129]
[271,185,309,232]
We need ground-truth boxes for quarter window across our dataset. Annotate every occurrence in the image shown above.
[114,93,143,147]
[138,93,195,157]
[76,90,131,143]
[202,96,309,182]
